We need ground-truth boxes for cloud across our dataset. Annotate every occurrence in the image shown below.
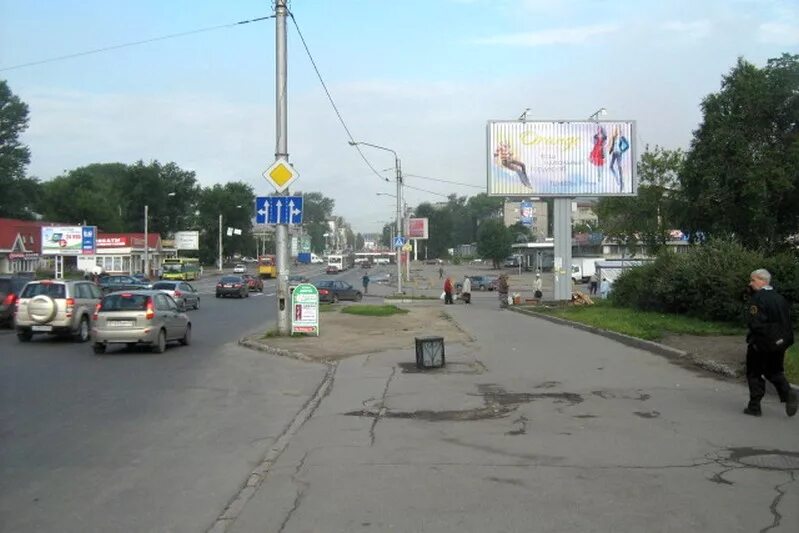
[758,21,799,45]
[661,20,713,41]
[474,24,619,46]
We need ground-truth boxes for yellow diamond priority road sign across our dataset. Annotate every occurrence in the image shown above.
[263,158,298,193]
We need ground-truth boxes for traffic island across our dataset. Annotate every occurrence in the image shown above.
[239,305,471,362]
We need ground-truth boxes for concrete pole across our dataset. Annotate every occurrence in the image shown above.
[553,198,573,301]
[144,204,149,276]
[275,0,290,334]
[396,157,403,294]
[218,214,223,272]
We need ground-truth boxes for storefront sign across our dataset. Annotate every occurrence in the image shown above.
[97,237,129,247]
[291,284,319,336]
[41,226,96,256]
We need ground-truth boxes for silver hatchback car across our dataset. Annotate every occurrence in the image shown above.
[91,290,191,354]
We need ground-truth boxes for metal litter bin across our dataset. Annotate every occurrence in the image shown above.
[415,336,445,369]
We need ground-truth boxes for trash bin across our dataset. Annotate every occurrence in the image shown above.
[415,336,445,369]
[513,295,521,305]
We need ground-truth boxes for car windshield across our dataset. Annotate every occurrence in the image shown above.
[21,283,66,299]
[101,293,150,311]
[221,276,241,283]
[152,282,177,290]
[316,281,334,288]
[164,264,183,273]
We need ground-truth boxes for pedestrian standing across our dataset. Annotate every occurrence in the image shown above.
[362,273,370,295]
[743,269,797,417]
[589,273,598,295]
[443,276,454,305]
[438,266,444,280]
[498,274,509,308]
[534,273,543,299]
[461,275,472,304]
[599,278,610,299]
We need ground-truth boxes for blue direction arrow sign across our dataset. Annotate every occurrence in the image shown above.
[255,196,303,225]
[393,235,406,248]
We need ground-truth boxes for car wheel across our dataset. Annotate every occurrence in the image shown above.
[93,343,106,354]
[332,295,338,304]
[355,292,363,301]
[194,298,200,310]
[17,330,33,342]
[126,342,136,350]
[152,329,167,354]
[216,293,221,298]
[74,316,90,343]
[179,324,191,346]
[245,291,249,298]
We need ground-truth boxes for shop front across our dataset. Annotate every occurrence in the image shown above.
[0,218,45,274]
[76,233,176,276]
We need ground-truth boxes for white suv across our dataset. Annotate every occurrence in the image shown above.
[15,280,102,343]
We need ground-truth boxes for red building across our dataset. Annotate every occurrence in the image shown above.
[0,218,46,274]
[76,233,175,276]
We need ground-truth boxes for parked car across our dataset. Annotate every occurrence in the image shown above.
[233,264,247,274]
[99,275,151,295]
[91,290,191,354]
[325,265,340,275]
[315,280,363,303]
[0,275,30,327]
[242,274,264,292]
[455,275,497,292]
[132,273,153,287]
[288,274,310,294]
[371,272,391,285]
[216,275,249,298]
[151,281,201,310]
[374,258,390,265]
[14,279,102,342]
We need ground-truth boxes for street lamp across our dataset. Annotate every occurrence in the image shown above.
[588,107,607,121]
[218,205,244,272]
[350,141,404,294]
[144,192,177,277]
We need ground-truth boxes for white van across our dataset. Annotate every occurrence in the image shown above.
[310,253,323,264]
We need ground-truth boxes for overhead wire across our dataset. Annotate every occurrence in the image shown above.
[0,15,275,72]
[403,183,450,198]
[404,173,485,189]
[287,9,390,183]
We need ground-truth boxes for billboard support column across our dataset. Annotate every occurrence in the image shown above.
[553,198,572,301]
[413,239,418,262]
[55,255,63,280]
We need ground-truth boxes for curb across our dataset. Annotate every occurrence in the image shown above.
[509,307,742,380]
[238,336,321,364]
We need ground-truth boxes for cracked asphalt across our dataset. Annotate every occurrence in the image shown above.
[228,296,799,533]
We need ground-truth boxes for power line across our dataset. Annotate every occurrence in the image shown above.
[0,15,275,72]
[287,10,389,183]
[404,173,485,189]
[404,183,450,198]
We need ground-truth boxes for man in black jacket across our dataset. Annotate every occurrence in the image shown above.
[744,269,797,417]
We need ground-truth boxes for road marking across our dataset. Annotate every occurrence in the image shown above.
[265,292,276,296]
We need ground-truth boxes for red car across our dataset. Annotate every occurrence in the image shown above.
[242,274,264,292]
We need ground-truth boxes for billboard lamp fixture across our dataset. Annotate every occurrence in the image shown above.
[589,108,608,121]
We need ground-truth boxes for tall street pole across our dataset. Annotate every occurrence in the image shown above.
[143,204,149,276]
[218,214,223,272]
[395,157,403,294]
[275,0,290,334]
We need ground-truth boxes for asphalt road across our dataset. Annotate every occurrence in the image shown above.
[0,266,328,533]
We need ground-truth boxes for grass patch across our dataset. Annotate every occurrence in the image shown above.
[261,328,279,339]
[385,295,438,300]
[786,346,799,385]
[319,304,338,312]
[341,304,409,317]
[529,301,745,340]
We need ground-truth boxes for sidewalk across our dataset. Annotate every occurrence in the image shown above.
[227,295,799,532]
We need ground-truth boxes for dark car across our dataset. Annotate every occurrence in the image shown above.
[288,274,310,294]
[455,275,497,292]
[315,280,362,303]
[98,275,151,295]
[325,265,340,275]
[132,273,153,286]
[242,274,264,292]
[0,276,30,327]
[215,275,249,298]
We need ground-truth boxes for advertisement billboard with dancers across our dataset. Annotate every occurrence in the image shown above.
[487,120,637,197]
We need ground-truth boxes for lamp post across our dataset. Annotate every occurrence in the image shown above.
[588,107,607,121]
[350,141,403,294]
[143,192,176,277]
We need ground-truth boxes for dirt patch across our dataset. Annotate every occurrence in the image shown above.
[254,305,471,361]
[659,334,746,376]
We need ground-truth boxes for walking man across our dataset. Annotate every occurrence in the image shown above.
[461,275,472,304]
[362,273,370,295]
[498,274,509,309]
[443,276,454,305]
[438,266,444,280]
[744,269,797,417]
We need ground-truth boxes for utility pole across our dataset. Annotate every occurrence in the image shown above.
[396,158,403,294]
[143,204,149,276]
[218,214,223,272]
[275,0,290,334]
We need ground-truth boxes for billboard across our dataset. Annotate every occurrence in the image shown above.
[41,226,96,256]
[174,231,199,250]
[487,120,636,197]
[520,201,534,227]
[407,218,429,239]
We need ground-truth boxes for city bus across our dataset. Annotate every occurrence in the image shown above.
[258,255,277,279]
[161,258,200,281]
[327,252,355,272]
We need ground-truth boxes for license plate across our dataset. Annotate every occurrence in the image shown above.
[224,284,232,288]
[109,321,135,327]
[31,325,52,332]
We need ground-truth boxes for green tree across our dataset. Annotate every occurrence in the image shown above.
[196,182,255,265]
[415,202,452,258]
[298,191,334,254]
[355,232,365,250]
[0,80,40,218]
[680,54,799,252]
[509,221,532,243]
[595,146,686,255]
[40,163,129,229]
[476,219,513,268]
[380,223,392,248]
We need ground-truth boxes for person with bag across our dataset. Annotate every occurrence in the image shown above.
[461,275,472,305]
[743,269,797,417]
[533,273,543,299]
[498,274,509,309]
[442,276,454,305]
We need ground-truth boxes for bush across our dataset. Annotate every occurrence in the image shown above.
[611,239,799,324]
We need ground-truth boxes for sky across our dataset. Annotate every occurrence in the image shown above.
[1,0,797,232]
